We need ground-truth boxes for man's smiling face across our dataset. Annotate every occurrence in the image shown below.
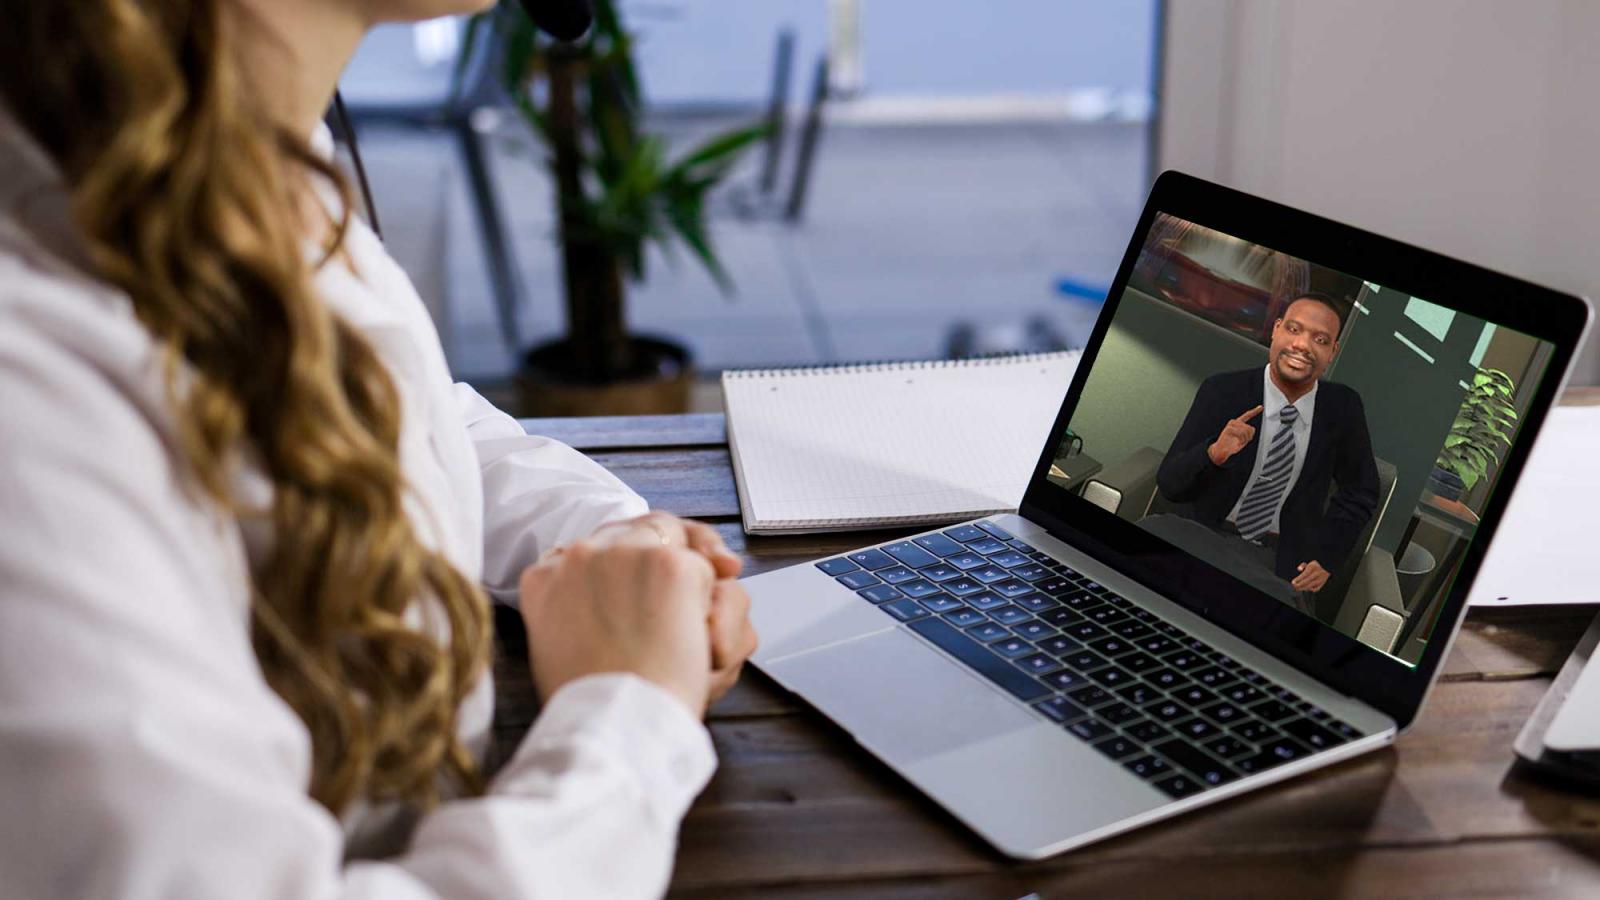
[1269,298,1341,389]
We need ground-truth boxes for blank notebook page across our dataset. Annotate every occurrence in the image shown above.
[722,352,1080,532]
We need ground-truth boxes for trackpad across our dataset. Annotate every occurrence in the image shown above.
[762,627,1039,763]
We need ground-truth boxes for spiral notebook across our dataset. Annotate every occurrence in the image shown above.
[721,351,1081,534]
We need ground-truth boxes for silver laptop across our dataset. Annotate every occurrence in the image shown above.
[742,171,1591,859]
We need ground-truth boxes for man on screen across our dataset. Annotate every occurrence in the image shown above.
[1147,294,1380,616]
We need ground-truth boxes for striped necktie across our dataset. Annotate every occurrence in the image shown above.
[1236,404,1300,542]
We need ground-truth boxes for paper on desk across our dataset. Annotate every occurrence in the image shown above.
[1469,406,1600,606]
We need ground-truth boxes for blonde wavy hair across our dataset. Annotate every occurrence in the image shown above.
[0,1,490,812]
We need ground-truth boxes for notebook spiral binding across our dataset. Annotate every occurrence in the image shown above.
[722,349,1077,381]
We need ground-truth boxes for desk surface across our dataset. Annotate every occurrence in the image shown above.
[493,399,1600,898]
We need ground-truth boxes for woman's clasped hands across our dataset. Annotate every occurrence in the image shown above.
[517,513,759,716]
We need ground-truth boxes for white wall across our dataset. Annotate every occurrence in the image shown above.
[1159,0,1600,383]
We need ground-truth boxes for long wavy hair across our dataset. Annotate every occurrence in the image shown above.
[0,1,490,813]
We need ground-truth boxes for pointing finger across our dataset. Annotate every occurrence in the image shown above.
[1238,405,1265,424]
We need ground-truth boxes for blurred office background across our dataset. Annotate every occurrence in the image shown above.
[337,0,1600,407]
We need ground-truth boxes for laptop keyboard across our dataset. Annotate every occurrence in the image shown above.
[815,520,1365,799]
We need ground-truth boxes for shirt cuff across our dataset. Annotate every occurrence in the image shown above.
[493,673,717,826]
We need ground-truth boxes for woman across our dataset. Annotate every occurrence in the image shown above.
[0,1,757,896]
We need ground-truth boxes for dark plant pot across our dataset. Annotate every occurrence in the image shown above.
[1427,465,1465,502]
[515,334,694,417]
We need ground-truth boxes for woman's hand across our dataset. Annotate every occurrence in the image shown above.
[518,540,717,716]
[520,512,758,715]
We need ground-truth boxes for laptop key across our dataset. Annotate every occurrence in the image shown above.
[1174,685,1220,708]
[1124,755,1172,780]
[1064,650,1109,671]
[876,565,918,585]
[1033,696,1088,724]
[1119,652,1163,674]
[1193,666,1238,689]
[817,557,860,576]
[966,592,1009,612]
[1013,620,1057,641]
[968,538,1008,555]
[1147,700,1188,723]
[1154,740,1237,787]
[1011,564,1051,582]
[1089,666,1135,689]
[1093,735,1143,761]
[1200,702,1245,725]
[1166,651,1206,670]
[1153,773,1204,798]
[1086,606,1129,626]
[1088,636,1133,658]
[991,637,1035,659]
[1014,653,1063,676]
[1035,635,1080,656]
[966,622,1010,643]
[990,551,1030,568]
[1068,685,1114,708]
[907,617,1050,702]
[1223,684,1266,706]
[880,599,930,622]
[1064,622,1108,643]
[1139,635,1179,656]
[942,608,987,628]
[1326,719,1362,740]
[971,565,1011,584]
[837,571,882,589]
[1148,667,1188,689]
[920,564,961,583]
[847,549,896,570]
[1060,591,1103,611]
[882,541,941,569]
[897,579,941,599]
[858,585,904,603]
[1039,607,1084,628]
[1116,683,1163,707]
[990,606,1032,626]
[1097,702,1141,726]
[1172,718,1221,741]
[1036,577,1076,597]
[913,533,969,557]
[1011,593,1059,613]
[944,525,989,543]
[1124,719,1172,745]
[918,594,965,613]
[943,578,985,598]
[1127,607,1157,622]
[1282,717,1346,750]
[993,580,1035,598]
[1251,700,1298,722]
[1231,720,1280,743]
[1204,736,1253,760]
[1110,620,1156,641]
[946,552,987,571]
[1068,719,1115,742]
[1043,668,1091,691]
[1234,738,1310,774]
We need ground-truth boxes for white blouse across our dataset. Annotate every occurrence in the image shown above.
[0,112,715,899]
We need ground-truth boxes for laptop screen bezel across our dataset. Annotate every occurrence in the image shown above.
[1019,171,1589,729]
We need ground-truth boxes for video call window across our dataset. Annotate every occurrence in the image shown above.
[1052,214,1555,666]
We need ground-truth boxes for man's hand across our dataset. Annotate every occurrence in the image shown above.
[707,580,758,704]
[1292,560,1330,593]
[1208,405,1263,466]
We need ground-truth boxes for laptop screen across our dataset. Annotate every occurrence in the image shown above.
[1045,211,1558,668]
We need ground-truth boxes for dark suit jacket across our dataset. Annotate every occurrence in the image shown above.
[1156,368,1380,581]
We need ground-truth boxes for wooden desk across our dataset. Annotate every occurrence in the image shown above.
[493,409,1600,898]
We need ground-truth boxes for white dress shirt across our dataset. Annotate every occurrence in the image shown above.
[0,110,714,899]
[1226,366,1318,534]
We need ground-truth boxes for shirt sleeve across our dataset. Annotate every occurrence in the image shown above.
[0,292,709,900]
[454,384,650,604]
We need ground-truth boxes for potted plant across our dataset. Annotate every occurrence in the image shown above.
[1429,367,1518,503]
[463,1,767,415]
